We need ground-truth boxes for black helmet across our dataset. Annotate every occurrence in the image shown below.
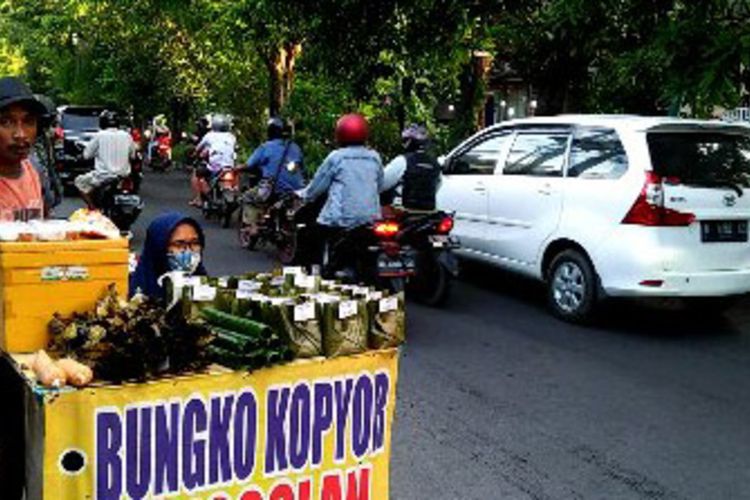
[99,110,118,129]
[401,124,429,151]
[267,116,285,139]
[211,113,230,132]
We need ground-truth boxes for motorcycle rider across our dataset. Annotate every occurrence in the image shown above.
[146,113,171,165]
[237,117,304,235]
[381,124,442,212]
[194,113,237,205]
[296,113,383,266]
[75,110,136,209]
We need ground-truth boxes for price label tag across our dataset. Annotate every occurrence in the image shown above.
[192,285,217,302]
[379,296,399,313]
[282,266,304,276]
[368,291,384,301]
[183,276,203,287]
[217,277,229,288]
[294,302,316,322]
[238,280,261,293]
[339,300,358,319]
[295,274,316,289]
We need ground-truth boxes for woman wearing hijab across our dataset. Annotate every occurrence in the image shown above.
[130,212,207,301]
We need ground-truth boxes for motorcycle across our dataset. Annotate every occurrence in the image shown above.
[202,165,240,228]
[389,209,460,306]
[238,192,316,265]
[145,132,172,172]
[91,175,144,232]
[316,219,417,293]
[129,148,143,194]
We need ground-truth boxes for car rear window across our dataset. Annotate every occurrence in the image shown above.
[647,131,750,188]
[61,110,101,131]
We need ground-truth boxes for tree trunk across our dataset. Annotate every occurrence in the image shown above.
[265,42,302,116]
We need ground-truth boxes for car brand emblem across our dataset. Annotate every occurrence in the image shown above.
[724,194,737,207]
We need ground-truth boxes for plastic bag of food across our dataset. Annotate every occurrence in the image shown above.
[320,295,368,357]
[367,291,406,349]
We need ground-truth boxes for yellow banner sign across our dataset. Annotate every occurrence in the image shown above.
[34,349,399,500]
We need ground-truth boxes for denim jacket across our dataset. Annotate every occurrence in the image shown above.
[301,146,383,227]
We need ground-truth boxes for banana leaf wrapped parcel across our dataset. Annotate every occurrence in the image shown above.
[367,291,406,349]
[258,297,323,358]
[317,294,369,358]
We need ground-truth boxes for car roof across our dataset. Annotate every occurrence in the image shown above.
[446,114,750,155]
[484,114,750,131]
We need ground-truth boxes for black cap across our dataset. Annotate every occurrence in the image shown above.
[0,77,47,116]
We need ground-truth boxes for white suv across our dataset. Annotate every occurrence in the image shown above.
[437,115,750,321]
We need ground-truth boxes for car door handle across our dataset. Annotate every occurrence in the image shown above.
[473,187,487,192]
[538,188,552,195]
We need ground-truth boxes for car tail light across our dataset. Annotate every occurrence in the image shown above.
[622,172,695,227]
[436,215,454,234]
[373,221,400,239]
[54,126,64,145]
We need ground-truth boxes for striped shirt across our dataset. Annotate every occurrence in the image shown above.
[83,128,135,177]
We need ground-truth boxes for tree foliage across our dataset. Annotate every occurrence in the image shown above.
[0,0,746,168]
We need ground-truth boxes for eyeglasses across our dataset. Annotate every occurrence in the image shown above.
[168,239,202,252]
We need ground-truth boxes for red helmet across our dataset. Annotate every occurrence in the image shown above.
[335,113,369,146]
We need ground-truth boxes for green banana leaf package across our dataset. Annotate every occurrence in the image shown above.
[258,297,323,358]
[318,294,369,358]
[367,291,406,349]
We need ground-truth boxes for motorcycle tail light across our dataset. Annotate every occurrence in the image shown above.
[54,126,64,144]
[373,221,400,239]
[119,177,134,193]
[381,240,401,257]
[436,216,454,234]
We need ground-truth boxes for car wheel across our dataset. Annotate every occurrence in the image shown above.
[547,249,598,323]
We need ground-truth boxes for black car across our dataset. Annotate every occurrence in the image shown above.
[54,105,104,186]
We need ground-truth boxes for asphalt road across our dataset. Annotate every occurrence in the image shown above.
[60,170,750,500]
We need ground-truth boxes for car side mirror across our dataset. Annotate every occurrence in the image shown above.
[438,155,450,172]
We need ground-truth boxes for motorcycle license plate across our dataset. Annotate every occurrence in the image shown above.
[114,195,141,207]
[377,254,415,277]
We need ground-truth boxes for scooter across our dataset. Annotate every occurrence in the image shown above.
[202,166,240,228]
[91,176,144,232]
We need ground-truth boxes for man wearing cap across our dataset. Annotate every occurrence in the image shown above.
[0,76,46,221]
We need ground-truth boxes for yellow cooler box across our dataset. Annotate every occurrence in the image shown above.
[0,239,129,352]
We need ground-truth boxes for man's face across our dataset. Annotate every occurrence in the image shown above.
[0,103,38,167]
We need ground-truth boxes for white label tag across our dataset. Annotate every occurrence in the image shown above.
[65,266,89,281]
[41,266,65,281]
[238,280,261,293]
[379,296,399,313]
[218,277,229,288]
[339,300,358,319]
[235,288,254,299]
[368,291,384,301]
[283,266,304,276]
[295,274,316,289]
[294,302,316,322]
[183,276,203,287]
[193,285,217,302]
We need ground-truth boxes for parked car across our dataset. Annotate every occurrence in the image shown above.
[54,105,105,188]
[437,115,750,322]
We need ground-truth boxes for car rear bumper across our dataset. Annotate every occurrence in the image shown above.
[604,269,750,297]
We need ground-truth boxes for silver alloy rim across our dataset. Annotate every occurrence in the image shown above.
[552,261,586,313]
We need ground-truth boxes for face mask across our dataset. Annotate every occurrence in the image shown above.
[167,250,201,274]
